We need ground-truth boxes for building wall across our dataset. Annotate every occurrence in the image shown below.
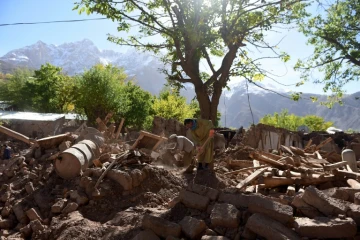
[8,117,65,138]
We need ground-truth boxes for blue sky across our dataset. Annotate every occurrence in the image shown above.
[0,0,359,95]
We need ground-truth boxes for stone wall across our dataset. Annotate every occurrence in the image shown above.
[7,117,65,139]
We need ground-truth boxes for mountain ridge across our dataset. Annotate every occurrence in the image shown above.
[1,39,359,130]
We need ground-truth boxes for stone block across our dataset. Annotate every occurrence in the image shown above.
[142,214,181,238]
[302,186,349,216]
[294,217,357,238]
[291,194,323,218]
[30,219,44,233]
[62,202,78,214]
[210,203,240,228]
[130,169,143,187]
[70,190,89,206]
[12,202,29,224]
[201,236,230,240]
[179,190,210,211]
[132,230,160,240]
[51,199,67,213]
[25,208,43,222]
[107,169,133,190]
[188,184,219,201]
[25,182,35,194]
[246,213,301,240]
[248,195,293,224]
[179,216,206,239]
[218,193,253,208]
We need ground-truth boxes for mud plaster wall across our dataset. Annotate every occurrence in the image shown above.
[152,116,187,137]
[243,124,303,151]
[7,117,65,138]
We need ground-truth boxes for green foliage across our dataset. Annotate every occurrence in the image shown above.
[345,128,359,134]
[75,64,152,129]
[0,65,76,113]
[260,109,333,131]
[295,0,360,103]
[0,68,34,110]
[27,64,75,113]
[74,0,308,122]
[152,88,197,122]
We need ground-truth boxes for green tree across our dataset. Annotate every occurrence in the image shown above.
[75,64,152,128]
[74,0,307,123]
[0,68,34,110]
[260,109,333,131]
[302,115,333,131]
[152,88,197,122]
[295,0,360,104]
[26,63,75,113]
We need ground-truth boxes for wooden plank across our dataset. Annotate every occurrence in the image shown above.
[96,117,107,132]
[323,161,348,172]
[103,112,113,125]
[236,167,267,190]
[224,165,265,175]
[250,152,285,169]
[114,118,125,139]
[0,125,33,145]
[315,137,333,150]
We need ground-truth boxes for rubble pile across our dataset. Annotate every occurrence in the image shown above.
[1,117,360,239]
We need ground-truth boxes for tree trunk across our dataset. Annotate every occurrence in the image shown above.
[195,83,221,124]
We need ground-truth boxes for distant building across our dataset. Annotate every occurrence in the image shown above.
[0,111,86,138]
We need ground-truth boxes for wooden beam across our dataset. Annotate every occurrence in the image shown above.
[250,152,285,169]
[323,162,348,172]
[316,137,333,150]
[0,125,34,145]
[114,118,125,139]
[224,165,265,175]
[236,167,268,190]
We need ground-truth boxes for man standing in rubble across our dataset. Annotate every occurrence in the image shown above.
[168,134,195,173]
[2,144,12,160]
[184,118,215,171]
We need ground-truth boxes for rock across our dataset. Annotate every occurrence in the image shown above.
[179,216,206,239]
[62,202,78,214]
[246,213,301,240]
[294,217,357,238]
[205,229,217,236]
[51,199,67,214]
[25,208,43,222]
[179,190,210,211]
[201,236,230,240]
[34,148,42,159]
[59,141,72,152]
[291,194,323,218]
[210,203,240,228]
[25,182,35,194]
[132,230,160,240]
[302,186,349,216]
[188,184,220,201]
[218,193,252,208]
[355,192,360,204]
[12,202,29,224]
[70,190,89,206]
[130,169,143,187]
[165,237,180,240]
[30,219,44,233]
[20,224,32,238]
[142,214,181,238]
[248,195,293,224]
[0,218,16,229]
[107,169,133,190]
[241,228,256,240]
[1,206,12,218]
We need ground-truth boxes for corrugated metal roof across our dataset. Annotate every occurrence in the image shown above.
[0,111,65,121]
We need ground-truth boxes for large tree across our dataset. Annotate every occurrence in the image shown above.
[295,0,360,103]
[74,0,307,123]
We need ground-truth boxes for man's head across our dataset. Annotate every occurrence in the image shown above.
[184,119,194,130]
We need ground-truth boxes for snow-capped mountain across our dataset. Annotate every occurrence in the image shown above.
[0,39,166,94]
[1,39,359,130]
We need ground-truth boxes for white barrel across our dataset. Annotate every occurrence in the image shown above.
[342,149,357,172]
[55,139,100,179]
[55,148,86,179]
